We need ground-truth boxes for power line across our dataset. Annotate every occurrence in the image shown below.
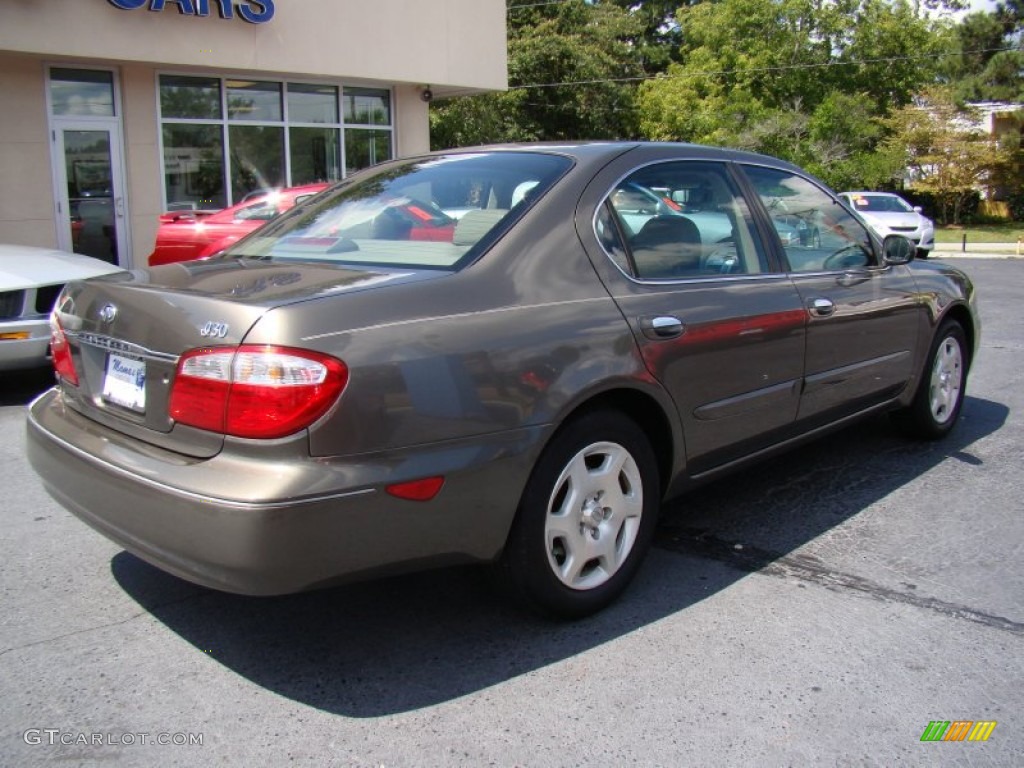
[507,0,575,10]
[506,45,1023,90]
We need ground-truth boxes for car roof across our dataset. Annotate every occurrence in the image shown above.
[407,142,815,182]
[429,141,810,173]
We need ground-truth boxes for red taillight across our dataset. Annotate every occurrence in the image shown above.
[169,345,347,439]
[50,314,79,386]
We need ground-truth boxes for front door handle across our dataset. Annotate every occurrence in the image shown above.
[837,269,870,287]
[808,298,835,317]
[639,315,684,340]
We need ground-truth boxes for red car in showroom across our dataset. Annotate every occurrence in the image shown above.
[148,184,329,265]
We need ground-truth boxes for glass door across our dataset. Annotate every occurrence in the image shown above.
[56,125,127,265]
[48,68,129,266]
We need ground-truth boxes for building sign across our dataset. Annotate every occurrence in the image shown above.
[107,0,275,24]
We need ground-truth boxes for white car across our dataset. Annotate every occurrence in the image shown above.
[839,191,935,258]
[1,245,124,371]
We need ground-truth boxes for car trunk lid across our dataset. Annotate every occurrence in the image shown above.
[54,257,434,457]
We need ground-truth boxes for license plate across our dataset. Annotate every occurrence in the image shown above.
[102,353,146,412]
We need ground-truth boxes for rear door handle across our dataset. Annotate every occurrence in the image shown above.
[808,298,835,317]
[639,315,684,340]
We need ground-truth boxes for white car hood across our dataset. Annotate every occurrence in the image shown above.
[0,244,124,292]
[858,211,924,228]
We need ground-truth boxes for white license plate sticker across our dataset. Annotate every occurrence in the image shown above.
[102,353,146,412]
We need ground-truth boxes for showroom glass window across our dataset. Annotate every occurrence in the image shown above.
[343,88,392,176]
[159,75,393,211]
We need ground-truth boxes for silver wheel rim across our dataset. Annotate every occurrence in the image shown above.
[544,441,644,591]
[929,334,963,425]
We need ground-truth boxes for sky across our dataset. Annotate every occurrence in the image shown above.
[960,0,999,15]
[928,0,998,20]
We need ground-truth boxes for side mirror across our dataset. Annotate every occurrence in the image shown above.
[912,205,923,213]
[882,234,915,265]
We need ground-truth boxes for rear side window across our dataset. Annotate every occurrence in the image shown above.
[223,152,572,270]
[742,165,875,272]
[600,161,770,280]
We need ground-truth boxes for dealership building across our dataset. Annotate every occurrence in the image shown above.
[0,0,507,267]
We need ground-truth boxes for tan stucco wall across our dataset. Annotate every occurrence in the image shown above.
[0,0,507,96]
[0,55,56,247]
[121,64,163,262]
[0,1,506,260]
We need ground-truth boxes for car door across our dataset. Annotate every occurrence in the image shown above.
[582,158,808,477]
[740,164,923,426]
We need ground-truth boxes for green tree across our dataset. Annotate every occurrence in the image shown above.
[605,0,689,73]
[942,2,1024,103]
[636,0,952,188]
[883,89,1017,223]
[431,0,646,148]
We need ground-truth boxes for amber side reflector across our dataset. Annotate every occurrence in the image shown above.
[0,332,31,341]
[386,476,445,502]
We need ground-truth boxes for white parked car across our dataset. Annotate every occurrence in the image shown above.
[0,245,124,371]
[839,191,935,258]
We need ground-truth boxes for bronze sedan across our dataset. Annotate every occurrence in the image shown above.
[27,143,979,618]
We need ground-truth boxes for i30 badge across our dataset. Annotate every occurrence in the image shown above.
[199,321,230,338]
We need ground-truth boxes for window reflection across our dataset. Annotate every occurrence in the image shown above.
[291,127,341,184]
[345,130,392,175]
[50,68,115,117]
[162,124,227,210]
[160,75,221,120]
[288,83,338,124]
[344,88,391,125]
[227,80,282,122]
[158,76,391,210]
[229,125,285,201]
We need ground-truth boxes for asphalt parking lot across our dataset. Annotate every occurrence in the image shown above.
[1,257,1021,767]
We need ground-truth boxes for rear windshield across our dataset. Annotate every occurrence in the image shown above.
[221,152,572,270]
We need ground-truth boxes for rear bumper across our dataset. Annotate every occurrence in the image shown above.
[27,388,541,594]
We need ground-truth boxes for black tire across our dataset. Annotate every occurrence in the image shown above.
[892,320,967,439]
[916,248,930,260]
[496,410,660,619]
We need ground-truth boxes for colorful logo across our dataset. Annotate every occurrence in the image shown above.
[920,721,997,742]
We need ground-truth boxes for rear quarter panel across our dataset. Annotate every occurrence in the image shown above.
[240,167,674,460]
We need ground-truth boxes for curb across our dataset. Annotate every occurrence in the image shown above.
[930,251,1022,260]
[929,242,1022,259]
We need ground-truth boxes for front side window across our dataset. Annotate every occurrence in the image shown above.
[220,151,572,270]
[159,76,392,210]
[742,166,875,272]
[601,162,769,279]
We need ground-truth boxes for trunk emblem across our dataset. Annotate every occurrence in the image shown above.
[199,321,230,339]
[99,304,118,323]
